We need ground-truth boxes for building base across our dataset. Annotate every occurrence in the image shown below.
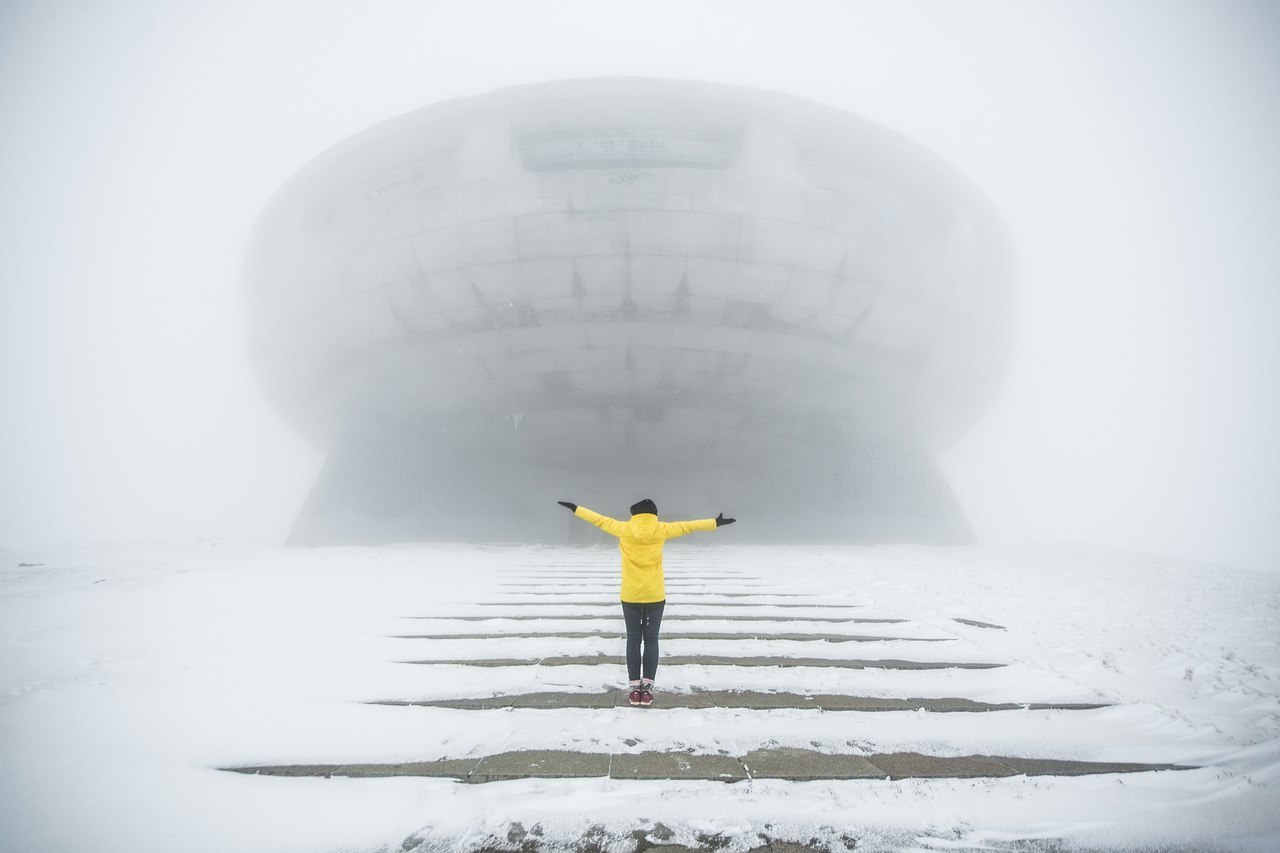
[286,419,972,547]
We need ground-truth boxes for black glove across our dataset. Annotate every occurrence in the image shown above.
[715,512,736,527]
[558,501,578,512]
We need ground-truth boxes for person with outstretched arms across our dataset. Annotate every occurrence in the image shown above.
[557,498,736,706]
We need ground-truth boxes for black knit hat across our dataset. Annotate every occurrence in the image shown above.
[630,498,657,516]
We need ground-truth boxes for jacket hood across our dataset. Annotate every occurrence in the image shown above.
[627,512,661,538]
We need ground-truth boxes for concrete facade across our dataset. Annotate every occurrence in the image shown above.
[243,78,1014,544]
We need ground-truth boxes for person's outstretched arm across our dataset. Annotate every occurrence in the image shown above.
[660,512,734,539]
[559,501,628,538]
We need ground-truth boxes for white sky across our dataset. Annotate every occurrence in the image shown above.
[1,0,1277,573]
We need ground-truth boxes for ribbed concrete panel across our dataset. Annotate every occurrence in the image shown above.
[738,218,848,271]
[459,218,521,267]
[626,254,688,295]
[517,211,629,258]
[626,209,742,259]
[410,229,462,275]
[244,78,1013,545]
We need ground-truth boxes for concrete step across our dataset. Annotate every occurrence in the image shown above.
[400,655,1004,669]
[954,618,1007,629]
[390,631,950,643]
[493,590,815,598]
[497,584,782,591]
[370,690,1109,712]
[465,596,865,604]
[221,559,1195,794]
[226,748,1190,783]
[502,571,758,577]
[406,614,906,623]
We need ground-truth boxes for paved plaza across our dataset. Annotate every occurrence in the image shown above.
[226,556,1191,787]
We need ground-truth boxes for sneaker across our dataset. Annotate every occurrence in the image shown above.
[639,685,654,707]
[628,687,643,706]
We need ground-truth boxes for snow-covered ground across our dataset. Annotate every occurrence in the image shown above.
[1,541,1277,852]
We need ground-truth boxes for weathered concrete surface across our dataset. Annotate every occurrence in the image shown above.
[229,759,482,779]
[408,614,906,623]
[370,691,1107,712]
[995,756,1186,776]
[226,570,1193,801]
[226,749,1191,782]
[476,596,865,604]
[953,618,1007,630]
[495,587,795,595]
[470,750,610,783]
[742,748,882,780]
[868,752,1018,779]
[337,759,481,778]
[514,691,618,709]
[505,572,758,576]
[404,655,1004,670]
[391,631,949,642]
[611,751,747,782]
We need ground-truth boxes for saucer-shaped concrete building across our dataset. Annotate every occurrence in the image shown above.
[245,78,1013,544]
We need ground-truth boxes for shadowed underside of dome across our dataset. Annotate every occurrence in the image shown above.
[244,78,1013,545]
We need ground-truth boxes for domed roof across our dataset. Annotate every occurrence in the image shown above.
[245,78,1013,458]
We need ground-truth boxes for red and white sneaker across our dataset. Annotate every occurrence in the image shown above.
[639,685,654,707]
[628,686,643,706]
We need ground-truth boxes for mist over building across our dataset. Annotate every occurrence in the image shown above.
[244,78,1014,545]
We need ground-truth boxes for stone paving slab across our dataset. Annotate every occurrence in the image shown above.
[666,574,759,578]
[408,614,905,623]
[867,752,1018,779]
[995,756,1187,776]
[394,695,515,709]
[228,760,482,779]
[491,591,771,597]
[670,632,947,642]
[498,574,618,580]
[809,695,1108,712]
[611,751,747,782]
[470,750,610,783]
[226,572,1194,799]
[504,571,761,576]
[647,690,717,708]
[673,592,813,598]
[390,631,947,643]
[228,763,347,778]
[369,691,1106,712]
[742,748,883,780]
[501,574,758,579]
[337,759,481,778]
[473,602,868,609]
[514,691,618,709]
[488,591,819,596]
[226,749,1190,782]
[698,690,822,709]
[405,655,1004,670]
[497,586,785,593]
[953,618,1007,630]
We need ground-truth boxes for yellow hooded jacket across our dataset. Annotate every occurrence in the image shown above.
[574,507,718,603]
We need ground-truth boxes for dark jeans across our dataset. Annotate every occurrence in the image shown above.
[621,600,666,682]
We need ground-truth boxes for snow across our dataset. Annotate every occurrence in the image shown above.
[1,540,1277,852]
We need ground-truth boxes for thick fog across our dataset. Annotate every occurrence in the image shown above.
[1,0,1277,572]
